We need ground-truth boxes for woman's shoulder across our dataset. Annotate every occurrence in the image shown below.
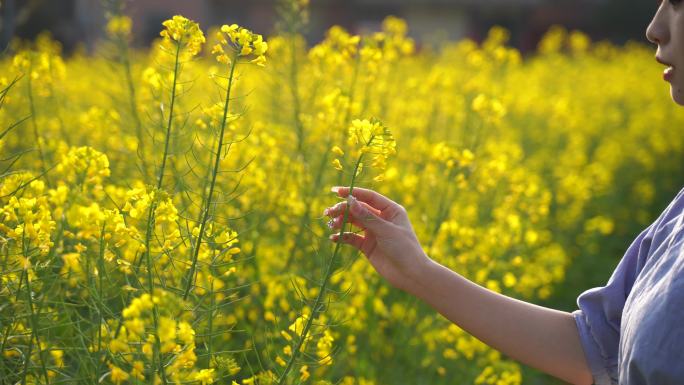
[639,188,684,266]
[646,185,684,233]
[674,185,684,201]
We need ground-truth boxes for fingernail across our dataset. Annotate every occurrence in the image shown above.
[347,196,361,215]
[331,186,340,193]
[323,208,329,216]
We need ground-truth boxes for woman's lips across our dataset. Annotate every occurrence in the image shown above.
[664,66,675,82]
[656,57,675,82]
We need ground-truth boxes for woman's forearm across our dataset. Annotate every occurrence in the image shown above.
[407,259,593,385]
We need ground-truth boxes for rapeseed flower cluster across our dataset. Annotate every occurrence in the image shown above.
[0,187,55,256]
[212,24,268,66]
[11,36,66,98]
[55,146,111,187]
[106,15,133,40]
[333,118,396,181]
[159,15,206,58]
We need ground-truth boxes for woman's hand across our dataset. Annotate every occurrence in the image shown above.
[324,186,432,292]
[325,187,593,385]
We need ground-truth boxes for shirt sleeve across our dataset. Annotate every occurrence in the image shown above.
[572,224,654,385]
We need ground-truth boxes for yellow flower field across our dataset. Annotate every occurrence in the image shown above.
[1,4,683,385]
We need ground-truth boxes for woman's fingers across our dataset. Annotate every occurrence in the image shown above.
[332,186,397,213]
[324,200,380,219]
[345,196,394,233]
[331,186,408,225]
[327,213,366,230]
[329,232,365,251]
[324,196,394,234]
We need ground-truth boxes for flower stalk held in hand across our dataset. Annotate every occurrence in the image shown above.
[276,118,395,384]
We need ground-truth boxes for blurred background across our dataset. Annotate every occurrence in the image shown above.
[1,1,680,385]
[0,0,659,54]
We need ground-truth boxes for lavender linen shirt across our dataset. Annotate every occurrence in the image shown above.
[572,186,684,385]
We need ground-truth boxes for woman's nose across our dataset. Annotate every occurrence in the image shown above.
[646,6,669,45]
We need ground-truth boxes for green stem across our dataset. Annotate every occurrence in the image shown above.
[207,278,215,366]
[182,52,238,300]
[21,252,50,384]
[156,40,182,190]
[276,140,370,385]
[143,201,168,385]
[0,231,24,378]
[26,55,50,186]
[46,57,69,146]
[96,221,107,379]
[282,55,362,272]
[120,38,149,179]
[289,34,305,155]
[19,268,32,385]
[136,37,184,385]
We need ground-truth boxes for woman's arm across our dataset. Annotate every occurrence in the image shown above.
[408,258,592,385]
[325,186,593,385]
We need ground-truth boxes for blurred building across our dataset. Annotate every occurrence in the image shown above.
[0,0,656,53]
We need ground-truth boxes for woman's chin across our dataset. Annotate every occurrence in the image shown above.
[671,85,684,106]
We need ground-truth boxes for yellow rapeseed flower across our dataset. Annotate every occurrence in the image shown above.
[300,365,310,381]
[109,364,129,384]
[213,24,268,66]
[160,15,205,57]
[106,15,132,39]
[194,368,216,385]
